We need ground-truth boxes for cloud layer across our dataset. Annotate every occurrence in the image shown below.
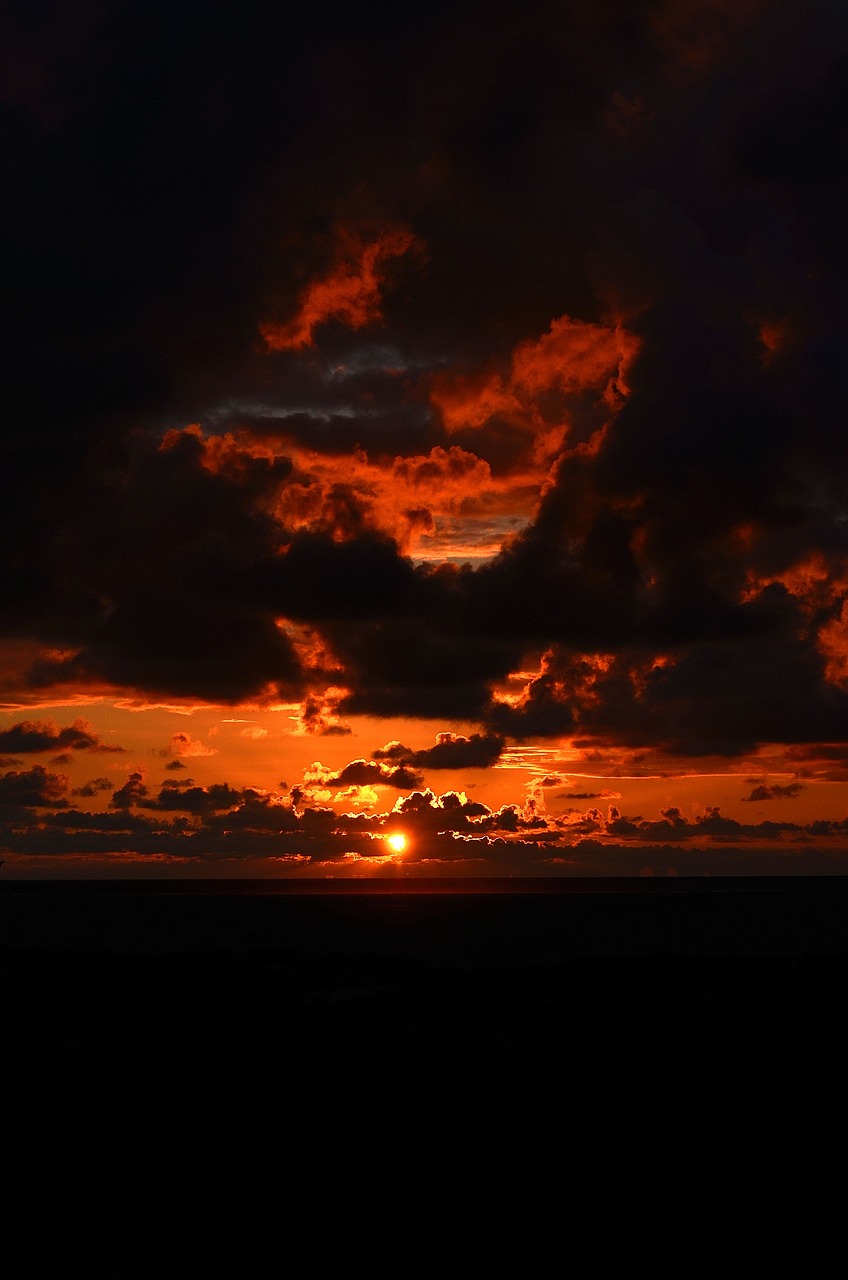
[2,0,848,873]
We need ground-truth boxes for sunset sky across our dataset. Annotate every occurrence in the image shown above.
[3,0,848,877]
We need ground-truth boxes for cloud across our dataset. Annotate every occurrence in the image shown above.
[0,718,123,754]
[169,732,218,759]
[555,802,814,845]
[742,782,806,802]
[3,0,848,877]
[4,762,848,875]
[72,777,115,798]
[305,758,425,791]
[431,315,638,442]
[148,781,244,814]
[486,632,848,757]
[0,765,69,808]
[373,731,505,769]
[562,790,622,800]
[294,690,352,737]
[110,772,149,810]
[260,225,423,351]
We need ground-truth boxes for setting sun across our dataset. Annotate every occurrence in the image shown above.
[386,833,407,853]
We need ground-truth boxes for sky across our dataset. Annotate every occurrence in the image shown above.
[2,0,848,878]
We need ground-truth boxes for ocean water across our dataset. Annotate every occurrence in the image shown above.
[2,876,845,1276]
[2,874,848,957]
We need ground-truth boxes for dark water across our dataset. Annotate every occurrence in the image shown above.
[2,878,845,1276]
[2,875,848,958]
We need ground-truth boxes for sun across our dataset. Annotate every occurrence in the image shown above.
[386,833,407,854]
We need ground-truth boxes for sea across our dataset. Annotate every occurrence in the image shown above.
[2,873,848,957]
[2,875,843,1275]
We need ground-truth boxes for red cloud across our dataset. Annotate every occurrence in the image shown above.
[431,314,639,434]
[260,225,422,351]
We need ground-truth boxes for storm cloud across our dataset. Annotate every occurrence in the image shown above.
[2,0,848,874]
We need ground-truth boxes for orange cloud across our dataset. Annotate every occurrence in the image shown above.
[169,731,218,758]
[741,553,848,617]
[265,431,539,559]
[291,687,352,737]
[430,371,522,432]
[493,648,618,715]
[158,422,534,564]
[161,424,278,477]
[260,225,422,351]
[512,316,638,400]
[391,444,492,493]
[819,601,848,686]
[431,314,639,435]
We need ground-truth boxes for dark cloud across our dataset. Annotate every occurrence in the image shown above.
[7,774,848,874]
[373,732,505,770]
[297,693,352,737]
[3,0,848,825]
[563,791,620,801]
[309,759,425,791]
[109,772,149,811]
[567,803,804,845]
[21,430,306,704]
[0,719,122,754]
[109,774,248,814]
[329,570,525,722]
[72,777,114,798]
[486,625,848,755]
[742,782,806,802]
[149,781,244,814]
[268,531,416,623]
[0,765,69,808]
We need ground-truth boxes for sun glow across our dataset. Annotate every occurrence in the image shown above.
[386,833,407,853]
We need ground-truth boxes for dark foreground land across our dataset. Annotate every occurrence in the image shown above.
[2,877,847,1277]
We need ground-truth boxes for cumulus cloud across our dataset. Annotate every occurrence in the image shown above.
[0,719,123,754]
[0,765,69,808]
[305,758,425,791]
[260,225,423,351]
[373,731,505,769]
[72,777,115,798]
[742,781,806,802]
